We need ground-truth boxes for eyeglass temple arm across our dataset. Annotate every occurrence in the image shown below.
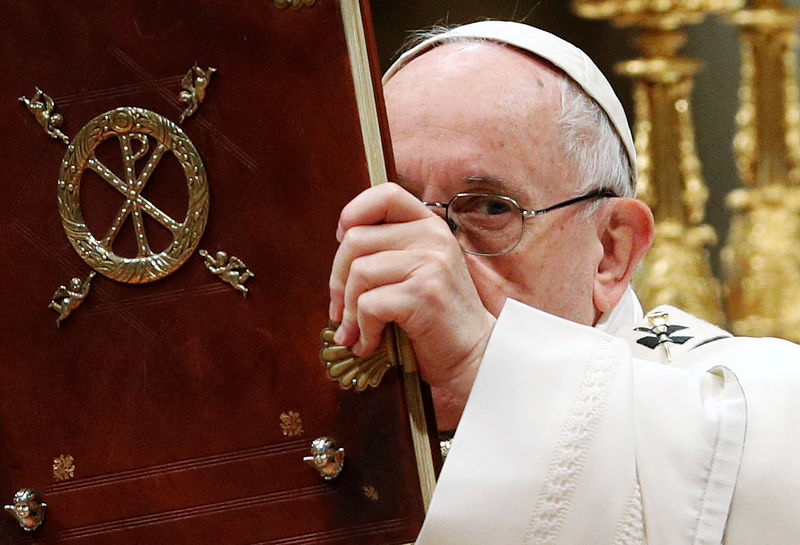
[422,201,459,233]
[525,188,618,217]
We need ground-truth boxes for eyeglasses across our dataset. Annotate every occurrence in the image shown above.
[423,188,618,256]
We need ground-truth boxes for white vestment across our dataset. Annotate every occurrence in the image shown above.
[417,289,800,544]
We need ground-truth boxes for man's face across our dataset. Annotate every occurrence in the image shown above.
[384,42,605,325]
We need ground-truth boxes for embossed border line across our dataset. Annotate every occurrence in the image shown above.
[46,439,308,494]
[248,518,407,545]
[43,484,334,542]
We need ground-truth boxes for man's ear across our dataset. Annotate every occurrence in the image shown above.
[593,198,654,314]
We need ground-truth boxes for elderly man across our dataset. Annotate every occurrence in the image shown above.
[329,21,800,545]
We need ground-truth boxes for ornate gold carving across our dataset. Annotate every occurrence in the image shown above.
[18,87,70,145]
[319,322,398,391]
[279,411,304,437]
[728,7,800,188]
[573,0,744,28]
[722,4,800,340]
[724,187,800,341]
[362,485,379,501]
[274,0,316,8]
[48,272,95,326]
[572,0,731,323]
[199,250,254,296]
[58,107,209,283]
[179,64,216,123]
[53,454,75,481]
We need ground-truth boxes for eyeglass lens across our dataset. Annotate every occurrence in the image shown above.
[448,194,524,256]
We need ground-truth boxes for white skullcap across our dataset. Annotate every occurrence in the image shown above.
[383,20,637,179]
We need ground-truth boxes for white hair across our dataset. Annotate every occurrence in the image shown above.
[558,77,635,199]
[392,28,636,201]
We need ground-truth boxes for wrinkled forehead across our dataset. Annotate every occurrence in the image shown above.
[383,40,564,117]
[383,21,636,176]
[383,42,578,204]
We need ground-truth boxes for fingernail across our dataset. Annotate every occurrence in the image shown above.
[334,326,345,345]
[336,223,344,243]
[329,299,335,321]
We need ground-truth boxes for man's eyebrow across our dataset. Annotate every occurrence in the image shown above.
[465,175,506,186]
[465,175,529,204]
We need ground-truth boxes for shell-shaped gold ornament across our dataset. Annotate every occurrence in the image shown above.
[319,323,397,391]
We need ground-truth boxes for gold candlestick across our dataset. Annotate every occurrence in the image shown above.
[572,0,740,323]
[722,1,800,340]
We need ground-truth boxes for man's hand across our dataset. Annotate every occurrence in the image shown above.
[329,183,496,428]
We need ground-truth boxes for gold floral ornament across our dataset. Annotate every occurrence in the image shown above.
[53,454,75,481]
[319,322,398,391]
[362,485,379,501]
[279,411,304,437]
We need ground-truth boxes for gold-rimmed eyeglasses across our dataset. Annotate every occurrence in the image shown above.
[423,188,618,256]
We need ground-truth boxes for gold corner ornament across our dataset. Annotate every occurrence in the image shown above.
[4,489,47,532]
[48,272,96,326]
[274,0,316,8]
[18,87,70,145]
[303,436,345,480]
[179,64,216,123]
[199,249,254,295]
[58,107,210,283]
[319,322,397,391]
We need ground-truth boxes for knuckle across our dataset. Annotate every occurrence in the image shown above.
[329,281,344,299]
[356,291,376,317]
[426,249,452,270]
[340,225,364,247]
[348,258,369,285]
[383,181,405,199]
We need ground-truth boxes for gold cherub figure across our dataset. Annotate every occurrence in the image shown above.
[199,249,253,296]
[179,64,217,123]
[18,87,70,145]
[48,272,96,326]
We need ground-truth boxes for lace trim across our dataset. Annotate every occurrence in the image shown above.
[523,334,620,545]
[612,480,646,545]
